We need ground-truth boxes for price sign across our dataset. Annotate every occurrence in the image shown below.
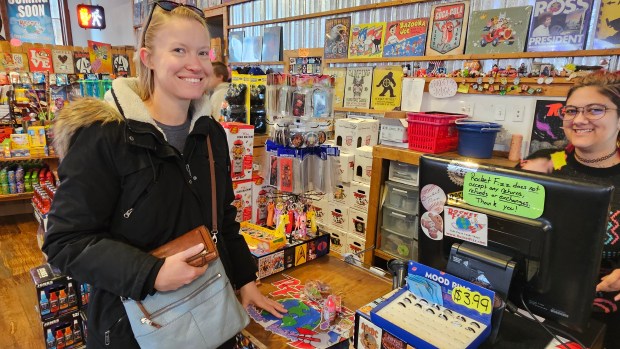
[297,48,310,57]
[451,286,492,314]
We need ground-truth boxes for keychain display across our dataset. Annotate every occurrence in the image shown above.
[224,83,247,123]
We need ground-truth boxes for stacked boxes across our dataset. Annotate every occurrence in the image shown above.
[319,118,379,260]
[222,122,255,223]
[31,264,89,349]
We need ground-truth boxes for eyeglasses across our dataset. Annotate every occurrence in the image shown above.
[559,104,618,121]
[141,1,206,47]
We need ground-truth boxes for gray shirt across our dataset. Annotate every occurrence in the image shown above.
[154,118,191,153]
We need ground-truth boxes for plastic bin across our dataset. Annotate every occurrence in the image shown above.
[385,180,419,213]
[380,227,418,259]
[407,112,468,153]
[455,120,502,159]
[382,205,418,239]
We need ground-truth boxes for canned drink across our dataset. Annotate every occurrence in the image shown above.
[16,181,24,193]
[16,167,24,182]
[1,183,8,195]
[7,170,15,183]
[9,182,17,194]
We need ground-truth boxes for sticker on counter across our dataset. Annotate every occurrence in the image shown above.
[463,172,545,219]
[444,206,488,246]
[447,160,479,186]
[420,211,444,240]
[358,316,382,349]
[420,184,447,214]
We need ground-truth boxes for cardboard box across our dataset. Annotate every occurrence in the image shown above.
[328,227,347,255]
[335,118,379,153]
[30,264,80,320]
[344,232,366,259]
[249,233,330,279]
[354,146,373,184]
[10,133,29,157]
[42,310,85,349]
[351,181,371,213]
[330,182,351,206]
[221,122,254,181]
[338,152,355,183]
[28,126,47,147]
[240,221,286,252]
[310,199,330,226]
[379,118,408,143]
[349,208,368,239]
[232,179,253,223]
[328,204,349,232]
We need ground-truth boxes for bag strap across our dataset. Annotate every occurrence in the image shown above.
[206,135,218,243]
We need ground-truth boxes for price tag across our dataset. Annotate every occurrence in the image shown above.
[451,286,492,314]
[298,48,309,57]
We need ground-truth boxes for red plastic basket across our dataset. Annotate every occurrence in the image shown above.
[406,112,468,153]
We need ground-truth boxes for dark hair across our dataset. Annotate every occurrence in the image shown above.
[539,12,553,23]
[389,24,397,31]
[212,61,229,82]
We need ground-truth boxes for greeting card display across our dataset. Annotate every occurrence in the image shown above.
[426,1,470,56]
[88,40,113,74]
[343,66,373,109]
[465,6,532,54]
[73,50,92,74]
[383,18,428,57]
[526,0,593,52]
[593,0,620,49]
[28,48,53,72]
[324,17,351,59]
[52,49,75,74]
[348,22,386,58]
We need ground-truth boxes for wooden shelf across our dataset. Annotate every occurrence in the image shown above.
[0,192,33,202]
[1,155,59,162]
[374,249,399,262]
[325,49,620,64]
[334,107,386,114]
[229,61,284,65]
[372,145,519,168]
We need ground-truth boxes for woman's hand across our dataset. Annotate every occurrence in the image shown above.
[154,244,208,292]
[239,281,287,318]
[597,269,620,301]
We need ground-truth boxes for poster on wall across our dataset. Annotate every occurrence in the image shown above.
[465,6,533,54]
[113,54,130,77]
[88,40,113,74]
[593,0,620,49]
[526,0,593,52]
[426,1,470,56]
[529,99,567,155]
[7,1,55,44]
[0,10,6,40]
[324,16,351,59]
[383,18,428,57]
[348,22,386,59]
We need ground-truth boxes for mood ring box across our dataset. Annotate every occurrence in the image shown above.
[368,261,493,349]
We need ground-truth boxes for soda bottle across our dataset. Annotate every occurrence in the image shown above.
[55,329,65,349]
[49,290,59,313]
[40,290,50,316]
[73,319,82,343]
[58,289,67,310]
[46,329,56,349]
[64,326,73,346]
[67,282,77,307]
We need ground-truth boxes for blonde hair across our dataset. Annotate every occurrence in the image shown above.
[135,5,209,101]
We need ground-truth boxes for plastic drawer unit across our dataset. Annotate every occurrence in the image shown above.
[384,180,419,214]
[382,205,418,239]
[380,227,418,260]
[388,160,419,186]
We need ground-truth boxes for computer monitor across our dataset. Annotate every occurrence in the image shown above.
[417,155,614,332]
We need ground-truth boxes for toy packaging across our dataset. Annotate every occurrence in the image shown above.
[222,122,254,181]
[42,310,85,349]
[251,176,275,226]
[354,146,373,184]
[232,179,253,223]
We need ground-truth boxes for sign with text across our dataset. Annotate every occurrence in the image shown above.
[428,78,457,98]
[444,206,488,246]
[7,0,55,44]
[463,172,545,219]
[77,5,106,29]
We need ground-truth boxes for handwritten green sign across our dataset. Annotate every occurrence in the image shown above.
[463,172,545,219]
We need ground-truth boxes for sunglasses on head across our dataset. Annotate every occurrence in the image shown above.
[141,1,206,46]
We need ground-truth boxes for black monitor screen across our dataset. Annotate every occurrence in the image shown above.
[417,155,613,331]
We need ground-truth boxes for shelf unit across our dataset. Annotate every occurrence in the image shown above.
[0,155,59,212]
[363,145,518,266]
[230,61,284,66]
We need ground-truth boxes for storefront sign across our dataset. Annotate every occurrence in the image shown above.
[7,0,55,44]
[77,4,106,29]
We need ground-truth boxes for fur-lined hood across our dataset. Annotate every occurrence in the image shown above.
[52,77,212,158]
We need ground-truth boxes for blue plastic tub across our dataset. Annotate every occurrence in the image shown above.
[455,120,502,158]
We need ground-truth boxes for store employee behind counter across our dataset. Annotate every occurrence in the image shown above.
[520,71,620,349]
[42,2,286,348]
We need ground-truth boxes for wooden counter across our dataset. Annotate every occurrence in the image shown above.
[244,254,392,347]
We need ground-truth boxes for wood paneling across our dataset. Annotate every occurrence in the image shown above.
[0,214,46,349]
